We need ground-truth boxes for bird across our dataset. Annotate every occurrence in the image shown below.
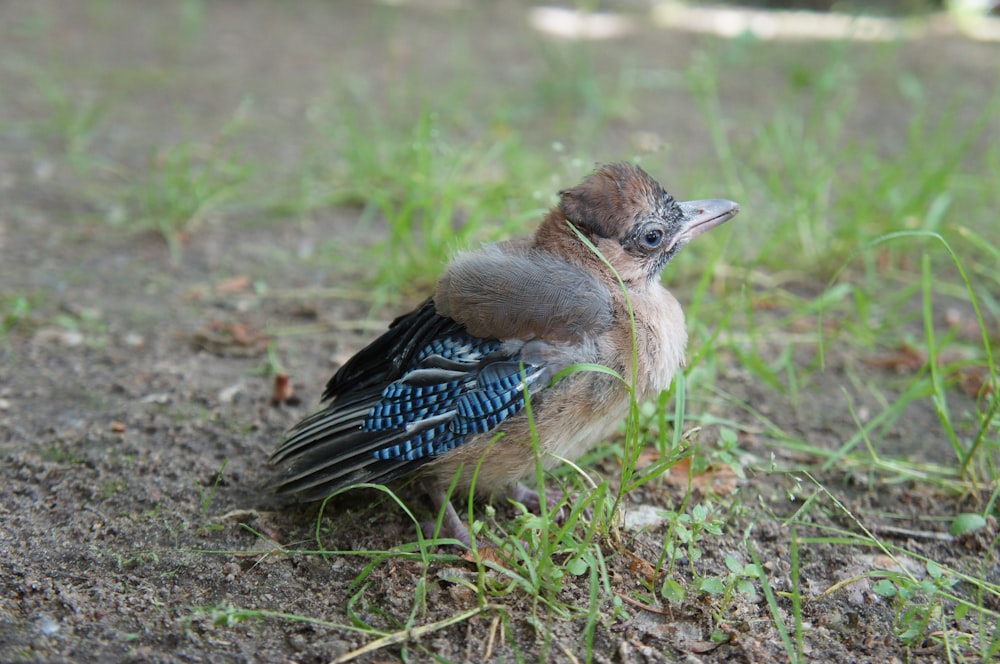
[270,162,739,545]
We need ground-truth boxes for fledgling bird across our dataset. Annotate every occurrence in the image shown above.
[270,162,738,545]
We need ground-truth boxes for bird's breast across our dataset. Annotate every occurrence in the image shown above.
[627,286,688,398]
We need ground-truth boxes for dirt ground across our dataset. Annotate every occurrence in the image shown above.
[1,2,997,662]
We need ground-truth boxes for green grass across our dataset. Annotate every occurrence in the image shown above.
[316,98,555,295]
[124,107,256,262]
[0,294,35,341]
[34,73,109,158]
[14,8,999,660]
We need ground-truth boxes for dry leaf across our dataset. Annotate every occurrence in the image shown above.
[192,320,270,357]
[635,448,661,470]
[271,374,299,406]
[875,247,892,273]
[228,322,256,346]
[751,296,781,311]
[866,342,925,373]
[664,457,694,484]
[954,365,994,398]
[664,457,739,496]
[462,546,508,567]
[623,549,657,584]
[875,247,912,273]
[215,275,252,295]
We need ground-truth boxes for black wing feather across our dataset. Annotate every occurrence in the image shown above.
[321,298,455,401]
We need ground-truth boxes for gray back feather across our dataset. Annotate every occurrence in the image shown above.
[434,244,613,342]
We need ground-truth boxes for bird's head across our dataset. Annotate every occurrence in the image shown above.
[555,162,739,283]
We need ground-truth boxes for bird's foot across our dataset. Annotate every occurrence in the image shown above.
[505,482,564,513]
[504,482,591,524]
[421,494,472,547]
[419,484,588,547]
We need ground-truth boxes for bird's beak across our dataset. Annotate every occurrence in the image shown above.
[672,199,740,249]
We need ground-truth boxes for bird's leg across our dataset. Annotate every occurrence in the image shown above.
[421,491,471,547]
[506,482,566,515]
[506,482,598,525]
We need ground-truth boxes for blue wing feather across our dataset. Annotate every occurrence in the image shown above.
[270,300,548,499]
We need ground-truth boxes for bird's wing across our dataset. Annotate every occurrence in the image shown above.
[269,305,551,500]
[434,244,614,342]
[319,298,446,402]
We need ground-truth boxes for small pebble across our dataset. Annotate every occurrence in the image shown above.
[36,615,59,636]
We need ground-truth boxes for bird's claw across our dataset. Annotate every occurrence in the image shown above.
[505,482,591,524]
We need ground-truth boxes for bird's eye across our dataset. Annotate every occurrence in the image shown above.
[642,228,664,248]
